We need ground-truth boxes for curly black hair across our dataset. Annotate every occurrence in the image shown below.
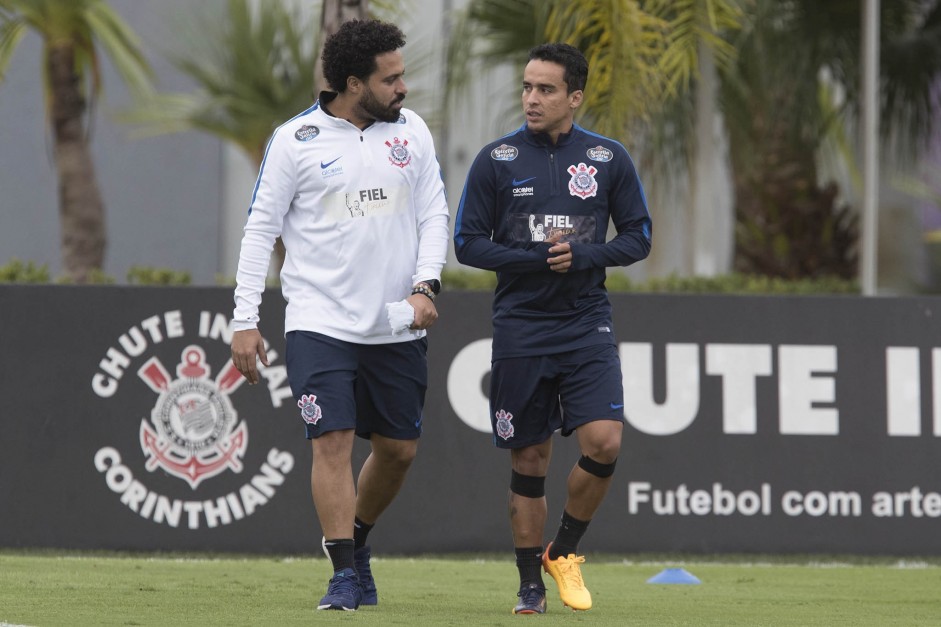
[528,43,588,93]
[321,19,406,92]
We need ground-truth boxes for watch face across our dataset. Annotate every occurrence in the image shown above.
[427,279,441,295]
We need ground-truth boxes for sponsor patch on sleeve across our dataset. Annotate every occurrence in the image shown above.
[490,144,519,161]
[587,145,613,162]
[295,125,320,142]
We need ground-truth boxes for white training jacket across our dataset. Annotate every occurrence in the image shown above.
[232,99,450,344]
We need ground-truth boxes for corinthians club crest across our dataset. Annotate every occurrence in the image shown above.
[137,345,248,489]
[567,162,598,199]
[385,136,412,168]
[495,409,515,440]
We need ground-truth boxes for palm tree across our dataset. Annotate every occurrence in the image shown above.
[0,0,152,283]
[635,0,746,276]
[720,0,941,279]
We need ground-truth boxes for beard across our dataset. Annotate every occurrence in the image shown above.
[358,85,403,123]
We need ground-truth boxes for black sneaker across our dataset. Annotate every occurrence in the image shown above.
[354,545,378,605]
[512,582,547,614]
[317,567,363,611]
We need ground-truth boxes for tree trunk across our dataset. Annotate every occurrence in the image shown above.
[689,40,733,277]
[314,0,370,93]
[48,43,107,283]
[729,120,858,280]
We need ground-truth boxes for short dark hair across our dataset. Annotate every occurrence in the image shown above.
[528,43,588,93]
[321,19,406,92]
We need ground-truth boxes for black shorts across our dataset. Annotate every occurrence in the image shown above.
[489,343,624,449]
[285,330,427,440]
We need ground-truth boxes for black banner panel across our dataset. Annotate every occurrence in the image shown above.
[2,286,941,555]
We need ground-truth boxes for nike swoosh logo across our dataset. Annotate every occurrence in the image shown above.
[610,403,624,410]
[321,157,342,169]
[512,176,536,186]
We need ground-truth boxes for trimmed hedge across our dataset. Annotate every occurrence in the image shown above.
[0,258,189,286]
[0,257,860,294]
[442,269,859,295]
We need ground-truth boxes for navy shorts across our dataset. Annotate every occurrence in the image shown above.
[489,343,624,449]
[285,330,428,440]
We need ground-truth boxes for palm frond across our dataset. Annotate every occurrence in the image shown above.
[83,0,153,98]
[546,0,669,140]
[647,0,744,95]
[121,0,319,164]
[878,0,941,156]
[0,0,152,114]
[0,16,27,82]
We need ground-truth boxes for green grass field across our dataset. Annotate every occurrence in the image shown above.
[2,551,941,626]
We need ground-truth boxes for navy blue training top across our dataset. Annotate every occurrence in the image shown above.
[453,123,652,360]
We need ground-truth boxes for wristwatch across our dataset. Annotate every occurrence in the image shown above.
[422,279,441,295]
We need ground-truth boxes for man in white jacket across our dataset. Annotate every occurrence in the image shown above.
[230,19,449,612]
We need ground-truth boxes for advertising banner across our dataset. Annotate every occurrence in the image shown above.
[2,286,940,555]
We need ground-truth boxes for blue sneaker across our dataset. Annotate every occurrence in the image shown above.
[513,582,547,614]
[317,567,363,611]
[354,545,378,605]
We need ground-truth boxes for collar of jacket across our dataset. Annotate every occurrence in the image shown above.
[521,123,579,148]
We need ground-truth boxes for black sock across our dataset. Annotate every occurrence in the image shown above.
[515,546,544,588]
[323,538,355,572]
[353,517,374,549]
[549,510,590,560]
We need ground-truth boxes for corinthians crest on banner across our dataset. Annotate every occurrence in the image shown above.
[90,307,296,532]
[138,345,248,489]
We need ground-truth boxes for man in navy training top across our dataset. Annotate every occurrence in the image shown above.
[453,42,651,614]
